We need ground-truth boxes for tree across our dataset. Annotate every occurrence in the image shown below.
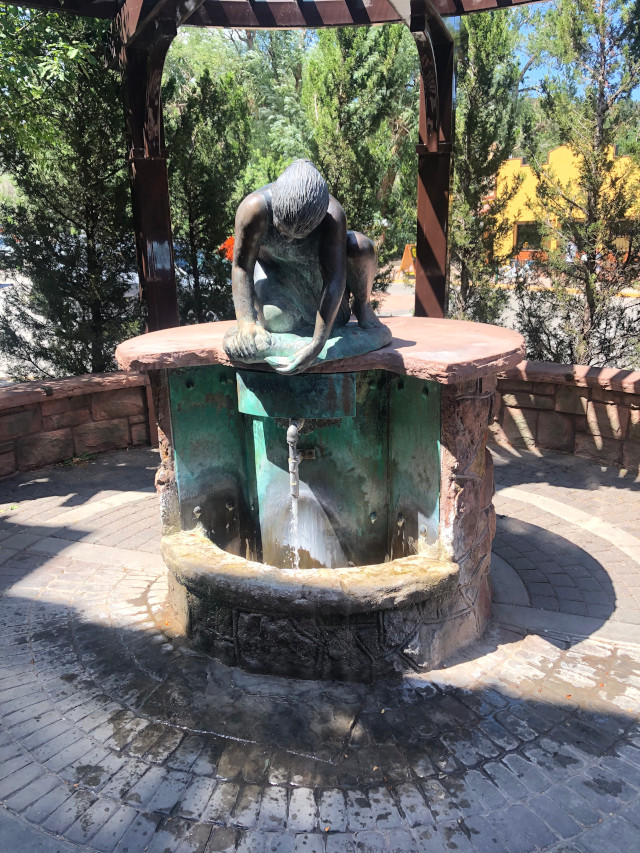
[448,10,521,323]
[517,0,640,367]
[0,7,96,153]
[302,26,419,268]
[164,69,250,323]
[0,17,140,379]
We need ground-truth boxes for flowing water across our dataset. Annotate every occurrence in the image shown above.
[290,493,300,570]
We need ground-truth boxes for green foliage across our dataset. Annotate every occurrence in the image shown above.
[0,8,97,152]
[448,10,521,323]
[0,16,140,380]
[517,0,640,368]
[302,26,419,270]
[164,69,251,323]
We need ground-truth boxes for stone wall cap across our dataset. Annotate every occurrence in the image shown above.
[0,371,148,413]
[500,360,640,394]
[116,317,525,385]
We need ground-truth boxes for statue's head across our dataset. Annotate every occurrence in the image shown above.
[272,160,329,241]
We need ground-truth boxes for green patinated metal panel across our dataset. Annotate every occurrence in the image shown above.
[244,370,389,569]
[237,371,356,419]
[388,376,440,558]
[168,365,440,570]
[168,365,258,558]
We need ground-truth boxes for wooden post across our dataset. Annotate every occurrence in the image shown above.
[122,21,179,331]
[411,6,454,318]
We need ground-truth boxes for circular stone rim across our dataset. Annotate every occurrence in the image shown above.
[162,527,460,617]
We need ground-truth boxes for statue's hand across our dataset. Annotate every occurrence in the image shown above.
[225,322,272,361]
[273,340,322,375]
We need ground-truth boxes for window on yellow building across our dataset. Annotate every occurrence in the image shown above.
[516,222,544,251]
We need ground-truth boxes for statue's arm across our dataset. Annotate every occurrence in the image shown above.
[232,193,268,326]
[276,198,347,375]
[227,193,272,360]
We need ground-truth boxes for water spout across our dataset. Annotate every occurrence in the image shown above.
[287,419,303,498]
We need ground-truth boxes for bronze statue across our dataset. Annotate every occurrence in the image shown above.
[223,159,391,374]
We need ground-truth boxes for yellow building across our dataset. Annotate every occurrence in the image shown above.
[495,145,640,261]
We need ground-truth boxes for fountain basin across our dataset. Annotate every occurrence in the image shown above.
[116,317,525,681]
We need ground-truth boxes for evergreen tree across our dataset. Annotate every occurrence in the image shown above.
[0,17,140,379]
[302,25,419,267]
[448,10,521,323]
[164,69,250,323]
[517,0,640,367]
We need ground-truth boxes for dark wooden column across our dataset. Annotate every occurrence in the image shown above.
[122,21,179,331]
[112,0,210,331]
[411,3,454,318]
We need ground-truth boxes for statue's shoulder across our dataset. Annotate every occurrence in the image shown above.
[236,188,271,230]
[325,195,347,231]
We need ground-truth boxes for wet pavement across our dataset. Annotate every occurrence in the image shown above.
[0,446,639,852]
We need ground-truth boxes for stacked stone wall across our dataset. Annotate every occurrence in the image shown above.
[491,361,640,471]
[0,373,155,478]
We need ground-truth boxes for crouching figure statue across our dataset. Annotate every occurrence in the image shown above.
[223,159,392,375]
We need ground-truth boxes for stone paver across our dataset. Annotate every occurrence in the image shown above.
[0,447,638,851]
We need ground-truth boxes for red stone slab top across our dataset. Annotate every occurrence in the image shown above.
[115,317,525,385]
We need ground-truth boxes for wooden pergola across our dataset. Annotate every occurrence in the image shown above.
[5,0,542,330]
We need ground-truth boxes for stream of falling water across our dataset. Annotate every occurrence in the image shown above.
[290,493,300,570]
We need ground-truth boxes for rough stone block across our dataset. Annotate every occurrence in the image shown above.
[43,409,91,431]
[41,394,90,416]
[0,450,16,478]
[575,433,622,465]
[16,429,74,470]
[575,415,588,433]
[498,379,533,393]
[555,385,589,415]
[91,388,145,421]
[591,388,640,407]
[73,418,130,454]
[537,411,575,452]
[490,391,502,423]
[586,400,629,439]
[501,392,554,410]
[480,447,494,508]
[0,407,41,441]
[623,441,640,473]
[501,407,537,448]
[629,408,640,443]
[131,422,150,446]
[533,382,557,396]
[128,413,147,425]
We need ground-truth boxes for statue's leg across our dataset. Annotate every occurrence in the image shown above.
[346,231,384,329]
[254,265,300,333]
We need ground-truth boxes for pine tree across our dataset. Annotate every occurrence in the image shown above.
[448,10,521,323]
[517,0,640,367]
[302,25,419,267]
[164,69,250,323]
[0,17,140,379]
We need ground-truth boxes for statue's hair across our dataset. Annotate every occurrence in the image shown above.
[271,160,329,237]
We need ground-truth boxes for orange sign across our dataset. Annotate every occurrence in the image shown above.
[399,244,416,276]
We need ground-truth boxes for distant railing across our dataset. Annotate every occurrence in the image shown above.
[0,372,157,479]
[491,361,640,472]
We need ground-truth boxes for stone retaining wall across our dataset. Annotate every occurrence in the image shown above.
[0,372,155,478]
[490,361,640,472]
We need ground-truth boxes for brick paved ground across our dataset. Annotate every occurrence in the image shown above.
[0,446,638,852]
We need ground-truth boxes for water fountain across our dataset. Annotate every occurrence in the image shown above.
[116,162,525,681]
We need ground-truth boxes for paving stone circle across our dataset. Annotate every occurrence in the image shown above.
[0,448,638,852]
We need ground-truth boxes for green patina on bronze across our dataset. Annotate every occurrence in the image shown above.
[237,370,356,419]
[389,376,441,557]
[167,364,440,570]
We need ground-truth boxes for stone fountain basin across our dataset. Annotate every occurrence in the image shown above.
[162,527,459,617]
